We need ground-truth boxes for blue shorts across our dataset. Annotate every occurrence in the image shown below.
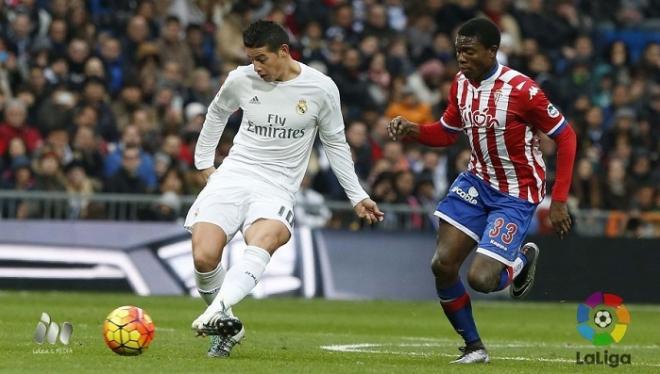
[434,172,537,266]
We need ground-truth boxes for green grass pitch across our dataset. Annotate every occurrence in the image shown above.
[1,291,659,373]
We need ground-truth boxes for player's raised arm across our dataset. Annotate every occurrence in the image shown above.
[522,84,577,238]
[387,79,462,147]
[317,80,384,224]
[194,71,241,179]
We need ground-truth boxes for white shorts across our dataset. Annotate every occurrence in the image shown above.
[184,167,295,241]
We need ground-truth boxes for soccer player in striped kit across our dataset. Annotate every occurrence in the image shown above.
[388,18,576,363]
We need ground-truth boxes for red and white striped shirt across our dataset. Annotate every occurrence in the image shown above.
[441,64,569,204]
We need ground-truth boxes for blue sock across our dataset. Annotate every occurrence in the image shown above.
[494,266,513,291]
[494,252,529,291]
[437,280,480,344]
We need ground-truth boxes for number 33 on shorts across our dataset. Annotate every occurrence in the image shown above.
[488,217,518,245]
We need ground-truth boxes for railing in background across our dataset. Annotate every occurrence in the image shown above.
[0,190,658,237]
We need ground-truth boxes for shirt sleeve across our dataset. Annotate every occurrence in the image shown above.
[416,122,460,147]
[519,81,576,201]
[317,80,370,206]
[520,82,568,138]
[194,71,242,170]
[439,77,463,133]
[551,125,577,202]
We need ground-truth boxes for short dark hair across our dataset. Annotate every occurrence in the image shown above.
[457,18,501,49]
[165,15,181,25]
[243,20,289,52]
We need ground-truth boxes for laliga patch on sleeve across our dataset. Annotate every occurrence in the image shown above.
[547,103,560,118]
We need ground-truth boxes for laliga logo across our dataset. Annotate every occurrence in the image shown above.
[460,107,500,129]
[34,312,73,345]
[575,292,631,367]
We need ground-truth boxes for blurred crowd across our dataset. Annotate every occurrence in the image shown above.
[0,0,657,234]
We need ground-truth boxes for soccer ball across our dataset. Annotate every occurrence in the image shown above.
[594,310,613,328]
[103,305,155,355]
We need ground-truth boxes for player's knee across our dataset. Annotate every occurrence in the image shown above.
[247,230,290,252]
[467,268,497,294]
[430,250,458,279]
[191,238,220,272]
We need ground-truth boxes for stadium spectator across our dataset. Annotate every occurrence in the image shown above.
[98,37,127,96]
[71,125,104,182]
[602,158,631,210]
[105,145,147,194]
[84,57,106,80]
[79,76,119,141]
[33,148,66,192]
[104,125,157,191]
[406,59,444,106]
[145,191,181,221]
[345,120,372,180]
[123,15,151,65]
[158,15,195,79]
[325,3,359,45]
[331,48,372,118]
[392,170,423,230]
[385,85,434,125]
[381,140,409,173]
[3,155,33,190]
[365,52,391,107]
[185,68,216,107]
[572,157,602,209]
[66,38,91,91]
[64,160,98,219]
[0,99,42,156]
[33,18,68,59]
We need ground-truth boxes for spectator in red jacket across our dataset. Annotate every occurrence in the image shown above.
[0,99,42,157]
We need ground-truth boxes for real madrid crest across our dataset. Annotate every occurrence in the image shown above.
[296,99,307,115]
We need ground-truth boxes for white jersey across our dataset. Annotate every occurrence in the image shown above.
[195,62,369,206]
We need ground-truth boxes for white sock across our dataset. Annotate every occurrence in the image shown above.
[211,245,271,310]
[195,264,226,306]
[512,256,525,279]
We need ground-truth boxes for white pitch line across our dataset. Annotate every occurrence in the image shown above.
[320,342,660,367]
[399,336,660,350]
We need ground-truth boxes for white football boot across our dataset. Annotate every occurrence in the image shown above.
[192,301,243,337]
[450,345,490,364]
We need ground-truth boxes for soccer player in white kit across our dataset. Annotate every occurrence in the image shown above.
[186,20,384,357]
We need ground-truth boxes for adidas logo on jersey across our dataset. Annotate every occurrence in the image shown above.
[249,96,260,104]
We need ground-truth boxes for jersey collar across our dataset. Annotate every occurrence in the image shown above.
[469,63,501,88]
[482,63,501,83]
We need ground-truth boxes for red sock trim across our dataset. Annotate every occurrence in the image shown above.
[440,292,470,314]
[506,266,514,285]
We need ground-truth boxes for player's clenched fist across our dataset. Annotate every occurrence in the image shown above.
[387,116,419,141]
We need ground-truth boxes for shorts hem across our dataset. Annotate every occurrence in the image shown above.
[434,211,480,242]
[475,247,515,266]
[183,219,231,239]
[242,216,293,236]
